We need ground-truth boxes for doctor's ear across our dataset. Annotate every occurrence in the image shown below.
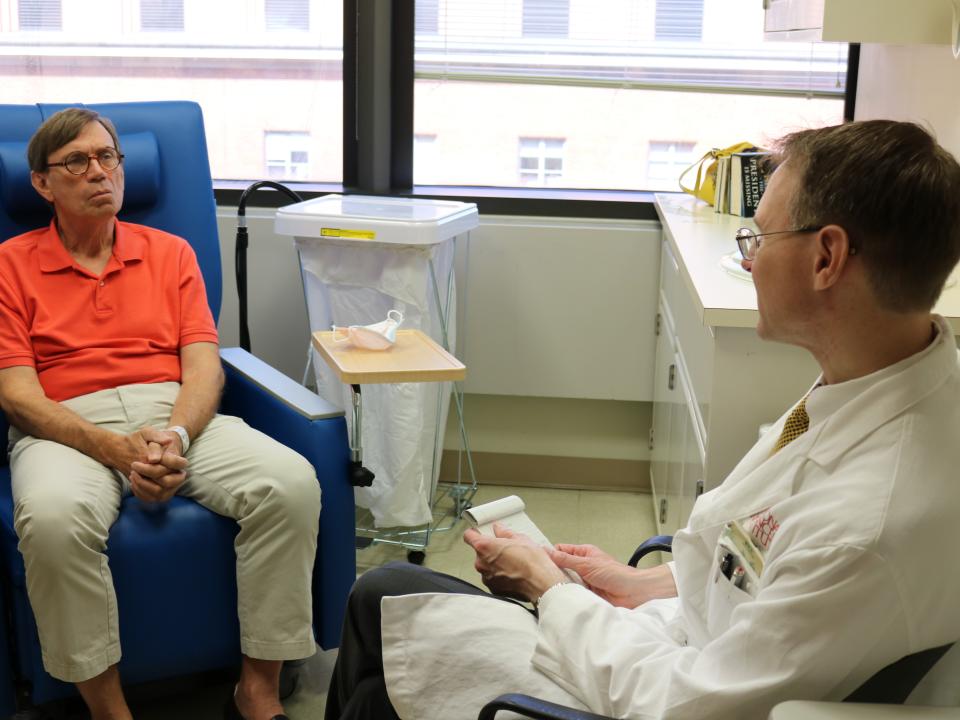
[812,224,855,291]
[30,171,55,204]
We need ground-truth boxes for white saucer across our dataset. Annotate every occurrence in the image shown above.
[719,252,754,283]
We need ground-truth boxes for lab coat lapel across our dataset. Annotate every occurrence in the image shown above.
[687,425,815,534]
[806,340,955,468]
[688,327,956,535]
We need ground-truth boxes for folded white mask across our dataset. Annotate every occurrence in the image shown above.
[332,310,404,350]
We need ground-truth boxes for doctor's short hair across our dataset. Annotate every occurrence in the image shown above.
[27,108,121,174]
[775,120,960,312]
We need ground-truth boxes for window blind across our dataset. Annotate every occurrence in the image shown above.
[140,0,185,32]
[265,0,310,31]
[414,0,848,97]
[655,0,703,42]
[18,0,62,31]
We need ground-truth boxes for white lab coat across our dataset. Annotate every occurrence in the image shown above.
[382,315,960,720]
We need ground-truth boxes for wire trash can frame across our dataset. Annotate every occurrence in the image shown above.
[275,194,479,552]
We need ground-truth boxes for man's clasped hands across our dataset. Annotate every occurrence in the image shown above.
[103,427,189,504]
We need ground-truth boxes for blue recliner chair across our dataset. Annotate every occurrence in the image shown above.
[0,101,354,708]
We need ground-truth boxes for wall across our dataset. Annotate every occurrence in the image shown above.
[215,206,661,491]
[854,43,960,156]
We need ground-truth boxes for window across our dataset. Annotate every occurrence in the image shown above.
[519,138,564,186]
[414,0,848,190]
[416,0,440,36]
[1,0,342,183]
[265,0,310,31]
[522,0,569,38]
[18,0,61,31]
[647,141,697,189]
[655,0,704,42]
[265,132,311,180]
[140,0,185,32]
[414,134,439,179]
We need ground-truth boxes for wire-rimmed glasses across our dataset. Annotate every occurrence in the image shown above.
[46,148,124,176]
[735,226,823,261]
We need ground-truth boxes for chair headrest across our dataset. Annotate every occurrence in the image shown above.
[0,131,161,223]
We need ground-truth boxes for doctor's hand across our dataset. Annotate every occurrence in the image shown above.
[549,543,677,609]
[464,524,568,603]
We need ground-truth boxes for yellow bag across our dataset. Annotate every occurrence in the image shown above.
[678,142,758,206]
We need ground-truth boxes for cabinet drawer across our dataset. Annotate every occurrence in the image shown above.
[659,232,683,326]
[659,236,715,438]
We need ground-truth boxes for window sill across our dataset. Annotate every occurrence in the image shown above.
[214,181,660,220]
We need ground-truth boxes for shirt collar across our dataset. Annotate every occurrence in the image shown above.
[37,219,144,273]
[805,316,946,426]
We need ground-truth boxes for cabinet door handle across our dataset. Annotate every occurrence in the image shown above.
[668,363,676,391]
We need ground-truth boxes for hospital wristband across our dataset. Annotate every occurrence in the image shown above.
[166,425,190,454]
[533,581,570,611]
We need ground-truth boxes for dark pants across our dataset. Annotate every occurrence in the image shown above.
[324,562,510,720]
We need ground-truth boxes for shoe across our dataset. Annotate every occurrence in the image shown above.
[223,691,290,720]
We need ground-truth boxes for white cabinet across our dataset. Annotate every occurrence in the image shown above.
[764,0,955,44]
[650,304,704,535]
[766,0,957,44]
[651,193,960,534]
[650,251,707,535]
[650,197,819,534]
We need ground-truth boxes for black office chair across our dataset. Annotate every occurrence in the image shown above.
[478,536,952,720]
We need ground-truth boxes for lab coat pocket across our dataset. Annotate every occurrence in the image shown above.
[706,572,754,636]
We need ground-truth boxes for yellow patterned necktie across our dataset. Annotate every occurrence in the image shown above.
[771,396,810,454]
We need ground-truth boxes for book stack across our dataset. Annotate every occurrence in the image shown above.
[713,149,771,217]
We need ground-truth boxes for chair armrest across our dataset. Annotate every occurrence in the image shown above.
[219,347,342,420]
[218,346,354,649]
[628,534,673,567]
[478,694,614,720]
[770,701,960,719]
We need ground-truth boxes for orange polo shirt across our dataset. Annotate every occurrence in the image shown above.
[0,220,219,401]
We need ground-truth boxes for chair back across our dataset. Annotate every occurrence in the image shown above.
[0,101,222,320]
[0,101,223,454]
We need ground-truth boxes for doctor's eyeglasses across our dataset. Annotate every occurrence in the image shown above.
[45,148,124,175]
[735,226,823,261]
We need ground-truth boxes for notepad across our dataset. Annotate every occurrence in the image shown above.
[464,495,552,546]
[464,495,584,585]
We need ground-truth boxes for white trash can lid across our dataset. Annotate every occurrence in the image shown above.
[275,194,479,247]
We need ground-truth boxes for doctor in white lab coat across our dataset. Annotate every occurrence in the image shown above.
[324,119,960,720]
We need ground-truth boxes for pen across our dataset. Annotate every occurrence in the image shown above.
[732,566,746,590]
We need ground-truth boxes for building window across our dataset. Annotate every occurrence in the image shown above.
[655,0,704,42]
[416,0,439,36]
[415,0,845,190]
[265,0,310,31]
[265,132,311,180]
[522,0,569,39]
[519,137,564,186]
[18,0,61,31]
[140,0,185,31]
[647,141,697,187]
[414,134,439,179]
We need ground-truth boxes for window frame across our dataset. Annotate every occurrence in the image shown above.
[217,3,860,220]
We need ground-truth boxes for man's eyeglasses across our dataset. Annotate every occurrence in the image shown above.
[735,226,823,261]
[45,148,124,176]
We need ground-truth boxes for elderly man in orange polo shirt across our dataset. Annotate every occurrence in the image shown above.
[0,108,317,720]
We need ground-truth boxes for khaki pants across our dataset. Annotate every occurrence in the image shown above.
[9,382,321,683]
